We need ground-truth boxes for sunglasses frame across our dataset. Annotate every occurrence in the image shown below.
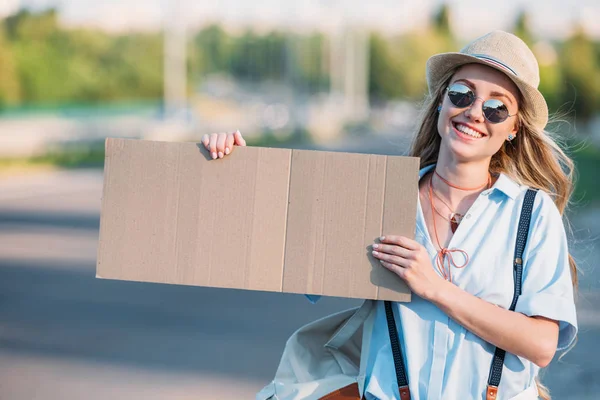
[445,83,517,124]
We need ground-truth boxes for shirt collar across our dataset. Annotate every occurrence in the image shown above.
[491,172,522,199]
[419,164,435,178]
[418,164,522,200]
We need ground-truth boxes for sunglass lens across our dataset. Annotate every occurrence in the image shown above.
[482,99,509,123]
[447,84,474,108]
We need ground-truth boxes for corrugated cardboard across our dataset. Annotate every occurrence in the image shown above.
[96,138,419,302]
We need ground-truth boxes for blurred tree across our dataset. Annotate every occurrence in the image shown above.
[98,33,163,101]
[537,53,563,115]
[368,5,456,101]
[192,25,232,76]
[369,27,456,102]
[4,9,163,104]
[511,10,562,113]
[262,31,286,81]
[292,33,328,92]
[513,10,534,45]
[0,22,21,107]
[2,7,598,119]
[559,27,600,121]
[369,33,403,101]
[9,9,75,103]
[433,4,452,38]
[231,30,261,80]
[397,30,455,98]
[223,29,325,92]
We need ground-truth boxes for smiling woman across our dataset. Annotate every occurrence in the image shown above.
[399,30,578,400]
[202,30,578,400]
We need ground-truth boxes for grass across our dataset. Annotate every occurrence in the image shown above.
[0,145,106,170]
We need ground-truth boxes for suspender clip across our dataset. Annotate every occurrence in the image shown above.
[486,384,498,400]
[399,385,411,400]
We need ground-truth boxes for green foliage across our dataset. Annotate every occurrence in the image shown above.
[2,9,163,106]
[538,63,563,112]
[369,29,456,102]
[192,25,233,75]
[0,26,20,106]
[571,143,600,205]
[513,10,534,46]
[433,4,452,37]
[369,33,403,100]
[229,30,283,81]
[558,28,600,120]
[0,7,599,123]
[0,143,105,169]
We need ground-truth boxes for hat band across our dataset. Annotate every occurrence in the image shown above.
[470,54,518,77]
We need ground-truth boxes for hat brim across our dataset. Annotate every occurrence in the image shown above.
[426,52,548,130]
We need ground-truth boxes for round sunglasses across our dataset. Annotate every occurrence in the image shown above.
[445,83,517,124]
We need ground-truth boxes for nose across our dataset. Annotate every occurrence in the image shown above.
[464,97,485,123]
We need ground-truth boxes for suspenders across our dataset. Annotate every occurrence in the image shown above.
[384,301,411,400]
[384,188,538,400]
[486,188,538,399]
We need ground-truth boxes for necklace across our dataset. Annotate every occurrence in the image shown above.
[431,187,464,233]
[431,170,492,233]
[434,170,490,191]
[427,175,469,283]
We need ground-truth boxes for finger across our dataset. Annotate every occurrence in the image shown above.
[372,243,412,258]
[201,134,210,149]
[372,250,410,268]
[216,133,227,158]
[380,261,407,280]
[224,133,235,155]
[380,235,420,251]
[234,130,247,146]
[209,133,218,159]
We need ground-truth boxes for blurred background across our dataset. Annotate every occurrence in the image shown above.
[0,0,598,399]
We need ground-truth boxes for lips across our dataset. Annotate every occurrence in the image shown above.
[452,122,487,139]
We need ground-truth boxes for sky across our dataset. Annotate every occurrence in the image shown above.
[4,0,600,40]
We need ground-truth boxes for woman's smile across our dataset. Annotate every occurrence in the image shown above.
[451,121,487,140]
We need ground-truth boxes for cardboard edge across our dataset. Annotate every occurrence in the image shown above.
[279,149,294,293]
[95,138,115,277]
[373,154,419,302]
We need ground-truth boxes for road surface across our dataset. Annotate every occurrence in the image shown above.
[0,168,598,399]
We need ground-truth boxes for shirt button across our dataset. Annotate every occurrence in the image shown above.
[466,214,471,219]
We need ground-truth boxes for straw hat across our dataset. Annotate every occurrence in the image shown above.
[426,30,548,130]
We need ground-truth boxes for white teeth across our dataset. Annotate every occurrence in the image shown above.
[455,123,483,138]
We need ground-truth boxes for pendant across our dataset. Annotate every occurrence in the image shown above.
[449,213,463,233]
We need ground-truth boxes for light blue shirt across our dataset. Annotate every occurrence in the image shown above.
[363,165,578,400]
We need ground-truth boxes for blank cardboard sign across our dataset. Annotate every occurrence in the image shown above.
[97,138,419,301]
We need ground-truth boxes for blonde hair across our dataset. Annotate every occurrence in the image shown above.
[409,65,579,400]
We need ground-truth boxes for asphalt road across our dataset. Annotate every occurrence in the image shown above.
[0,167,598,400]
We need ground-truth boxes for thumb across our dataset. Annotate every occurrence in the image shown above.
[234,130,246,146]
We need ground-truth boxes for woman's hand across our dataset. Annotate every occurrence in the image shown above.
[201,130,247,159]
[373,236,560,368]
[372,235,446,300]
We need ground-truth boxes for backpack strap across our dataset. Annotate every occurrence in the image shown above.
[486,188,538,400]
[385,301,411,400]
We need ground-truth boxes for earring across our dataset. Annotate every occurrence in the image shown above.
[507,134,515,141]
[437,105,442,112]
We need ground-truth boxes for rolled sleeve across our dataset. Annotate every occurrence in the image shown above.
[514,192,578,351]
[515,292,577,350]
